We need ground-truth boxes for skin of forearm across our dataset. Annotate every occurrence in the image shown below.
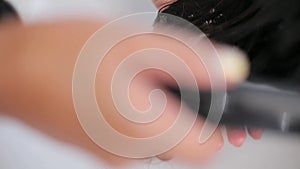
[0,19,238,165]
[0,20,131,165]
[0,21,21,112]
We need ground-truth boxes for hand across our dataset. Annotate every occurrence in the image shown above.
[152,0,263,148]
[0,19,258,166]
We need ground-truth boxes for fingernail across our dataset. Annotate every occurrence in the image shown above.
[249,129,264,140]
[228,129,246,147]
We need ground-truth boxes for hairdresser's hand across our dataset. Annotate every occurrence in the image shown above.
[153,0,263,148]
[0,20,255,166]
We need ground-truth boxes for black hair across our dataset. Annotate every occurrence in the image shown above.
[157,0,300,84]
[0,0,19,22]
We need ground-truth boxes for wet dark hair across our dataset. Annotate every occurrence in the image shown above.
[157,0,300,84]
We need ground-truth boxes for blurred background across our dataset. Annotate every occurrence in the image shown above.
[1,0,300,168]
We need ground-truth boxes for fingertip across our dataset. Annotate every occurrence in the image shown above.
[248,129,264,140]
[227,128,247,147]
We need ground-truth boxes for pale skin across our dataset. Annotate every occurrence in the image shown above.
[0,1,262,167]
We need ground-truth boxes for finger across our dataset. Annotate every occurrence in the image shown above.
[92,21,250,91]
[98,72,225,163]
[157,118,224,164]
[248,128,264,140]
[226,127,247,147]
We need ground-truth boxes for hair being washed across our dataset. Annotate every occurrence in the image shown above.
[157,0,300,84]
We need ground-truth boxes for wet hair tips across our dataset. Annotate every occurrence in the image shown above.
[157,0,300,84]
